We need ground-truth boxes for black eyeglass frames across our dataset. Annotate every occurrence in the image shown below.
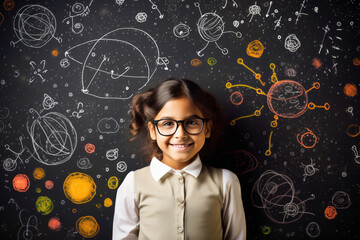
[152,117,208,136]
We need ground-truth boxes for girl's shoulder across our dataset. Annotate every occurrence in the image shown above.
[204,165,241,186]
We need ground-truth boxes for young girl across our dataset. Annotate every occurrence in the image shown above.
[113,78,246,240]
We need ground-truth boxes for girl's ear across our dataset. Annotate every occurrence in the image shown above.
[205,120,212,138]
[148,121,157,140]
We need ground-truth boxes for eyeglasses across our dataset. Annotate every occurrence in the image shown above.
[152,117,208,136]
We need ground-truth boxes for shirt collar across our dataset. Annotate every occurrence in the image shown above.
[149,155,203,182]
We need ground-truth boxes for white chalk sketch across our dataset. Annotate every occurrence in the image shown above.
[64,27,168,100]
[60,58,70,68]
[251,170,315,224]
[284,34,301,52]
[346,106,354,116]
[265,1,273,17]
[0,107,10,133]
[300,158,319,182]
[62,0,94,34]
[117,161,127,172]
[77,157,93,169]
[106,148,119,161]
[285,68,297,77]
[274,16,282,30]
[9,198,21,210]
[26,108,77,166]
[351,145,360,164]
[66,102,85,119]
[222,0,238,9]
[115,0,125,6]
[148,0,164,19]
[233,20,240,28]
[97,117,120,134]
[248,2,261,22]
[306,222,320,238]
[135,12,147,23]
[10,5,61,48]
[0,120,4,133]
[173,23,191,38]
[42,94,58,110]
[318,23,343,74]
[318,25,330,55]
[331,191,351,209]
[18,209,39,240]
[295,0,308,25]
[3,137,34,171]
[194,2,242,56]
[29,60,47,83]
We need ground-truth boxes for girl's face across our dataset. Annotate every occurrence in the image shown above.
[148,97,211,169]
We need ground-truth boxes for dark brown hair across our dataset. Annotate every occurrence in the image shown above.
[130,77,225,164]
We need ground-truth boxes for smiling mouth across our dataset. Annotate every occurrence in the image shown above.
[170,143,194,148]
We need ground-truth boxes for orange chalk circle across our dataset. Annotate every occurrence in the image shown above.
[3,0,15,11]
[35,196,54,215]
[108,176,119,189]
[33,167,45,180]
[85,143,95,154]
[45,180,54,189]
[324,206,337,219]
[76,216,100,238]
[13,174,30,192]
[190,58,202,66]
[104,198,113,207]
[312,57,323,69]
[297,128,318,149]
[346,124,360,138]
[48,217,62,231]
[267,80,308,118]
[230,91,244,105]
[353,58,360,66]
[72,208,77,213]
[63,172,96,204]
[343,83,357,97]
[246,40,264,58]
[51,49,59,57]
[0,12,4,25]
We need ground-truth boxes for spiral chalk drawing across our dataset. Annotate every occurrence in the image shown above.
[0,0,359,239]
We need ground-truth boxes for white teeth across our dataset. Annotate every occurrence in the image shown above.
[172,144,187,147]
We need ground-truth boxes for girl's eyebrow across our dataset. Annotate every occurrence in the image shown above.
[158,114,202,120]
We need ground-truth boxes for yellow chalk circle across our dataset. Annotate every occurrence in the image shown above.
[33,167,45,180]
[108,176,119,189]
[35,196,54,215]
[63,172,96,204]
[76,216,100,238]
[104,198,113,207]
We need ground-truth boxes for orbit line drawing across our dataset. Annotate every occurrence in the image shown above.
[251,170,315,224]
[10,5,61,48]
[194,2,242,57]
[64,27,168,100]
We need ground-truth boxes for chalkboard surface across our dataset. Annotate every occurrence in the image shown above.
[1,0,359,239]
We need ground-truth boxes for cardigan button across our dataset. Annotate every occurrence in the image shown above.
[177,227,184,233]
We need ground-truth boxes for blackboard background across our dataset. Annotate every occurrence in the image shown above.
[0,0,359,239]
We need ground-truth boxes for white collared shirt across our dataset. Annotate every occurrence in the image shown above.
[112,156,246,240]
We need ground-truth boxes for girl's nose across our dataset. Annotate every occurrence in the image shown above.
[174,123,187,138]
